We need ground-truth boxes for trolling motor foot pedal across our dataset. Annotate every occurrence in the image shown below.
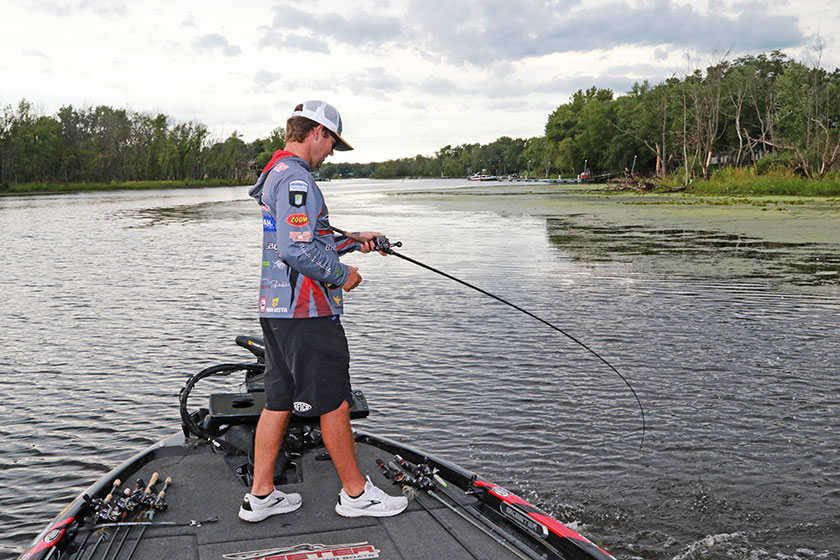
[207,389,370,433]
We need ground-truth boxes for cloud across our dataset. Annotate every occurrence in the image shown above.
[257,30,330,54]
[181,15,196,28]
[254,70,282,88]
[346,67,404,96]
[24,49,50,58]
[413,76,459,96]
[252,1,806,70]
[192,33,242,57]
[258,2,405,53]
[32,0,127,17]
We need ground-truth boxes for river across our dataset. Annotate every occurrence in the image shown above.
[1,179,838,559]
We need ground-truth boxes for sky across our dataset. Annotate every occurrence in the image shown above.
[2,0,839,163]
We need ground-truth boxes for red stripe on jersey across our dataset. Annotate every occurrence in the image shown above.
[336,239,354,250]
[311,283,332,316]
[293,277,312,317]
[261,150,297,174]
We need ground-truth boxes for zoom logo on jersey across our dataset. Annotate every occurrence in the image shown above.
[286,214,309,227]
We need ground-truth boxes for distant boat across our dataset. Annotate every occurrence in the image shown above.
[468,173,497,181]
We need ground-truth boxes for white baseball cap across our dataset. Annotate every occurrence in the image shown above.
[291,100,353,151]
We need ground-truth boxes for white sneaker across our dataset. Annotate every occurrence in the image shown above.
[335,476,408,518]
[239,488,302,522]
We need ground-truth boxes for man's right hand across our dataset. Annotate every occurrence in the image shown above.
[342,265,362,291]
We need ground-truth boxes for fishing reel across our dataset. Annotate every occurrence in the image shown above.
[376,455,441,498]
[373,235,401,254]
[85,473,172,523]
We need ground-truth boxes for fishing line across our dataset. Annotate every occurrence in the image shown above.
[333,226,646,450]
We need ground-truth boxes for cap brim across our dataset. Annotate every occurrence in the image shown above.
[333,132,352,151]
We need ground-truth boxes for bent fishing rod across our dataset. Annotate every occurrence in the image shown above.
[333,226,646,450]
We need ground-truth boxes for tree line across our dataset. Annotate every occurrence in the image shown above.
[324,50,840,182]
[0,101,285,185]
[2,49,838,187]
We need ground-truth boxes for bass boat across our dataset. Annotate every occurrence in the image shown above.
[19,336,615,560]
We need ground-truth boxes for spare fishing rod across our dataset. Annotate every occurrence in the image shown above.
[376,456,539,560]
[333,226,645,450]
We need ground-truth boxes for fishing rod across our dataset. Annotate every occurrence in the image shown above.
[332,226,646,450]
[376,456,539,560]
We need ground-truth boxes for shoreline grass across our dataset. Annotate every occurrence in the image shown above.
[663,168,840,197]
[0,178,251,196]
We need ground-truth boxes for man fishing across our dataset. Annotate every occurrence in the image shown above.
[241,100,407,521]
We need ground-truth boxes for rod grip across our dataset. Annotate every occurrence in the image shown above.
[145,472,159,493]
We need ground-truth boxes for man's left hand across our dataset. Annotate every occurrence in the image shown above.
[358,231,389,255]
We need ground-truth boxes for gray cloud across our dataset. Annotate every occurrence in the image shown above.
[269,1,806,68]
[528,70,667,99]
[404,0,806,66]
[192,33,242,57]
[259,2,405,53]
[24,49,49,58]
[258,30,331,54]
[345,67,404,98]
[413,76,459,96]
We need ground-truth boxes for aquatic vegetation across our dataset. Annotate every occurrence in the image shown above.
[682,168,840,197]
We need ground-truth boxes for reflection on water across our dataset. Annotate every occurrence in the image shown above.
[545,217,840,286]
[1,180,839,560]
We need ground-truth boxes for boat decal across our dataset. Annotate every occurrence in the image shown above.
[499,502,549,538]
[222,541,380,560]
[21,517,74,560]
[473,480,615,557]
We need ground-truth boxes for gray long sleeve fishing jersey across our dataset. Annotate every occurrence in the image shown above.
[248,150,360,318]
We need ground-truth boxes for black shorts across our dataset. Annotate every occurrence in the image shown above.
[259,315,352,417]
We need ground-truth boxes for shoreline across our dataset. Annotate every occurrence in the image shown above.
[0,178,252,196]
[389,182,840,246]
[3,175,840,198]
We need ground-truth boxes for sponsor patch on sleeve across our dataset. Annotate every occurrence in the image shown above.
[289,180,308,192]
[286,213,309,227]
[289,180,308,207]
[289,230,312,242]
[263,216,276,232]
[272,161,288,173]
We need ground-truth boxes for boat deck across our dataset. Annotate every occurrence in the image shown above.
[65,436,523,560]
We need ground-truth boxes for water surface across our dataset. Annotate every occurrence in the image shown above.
[1,180,838,560]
